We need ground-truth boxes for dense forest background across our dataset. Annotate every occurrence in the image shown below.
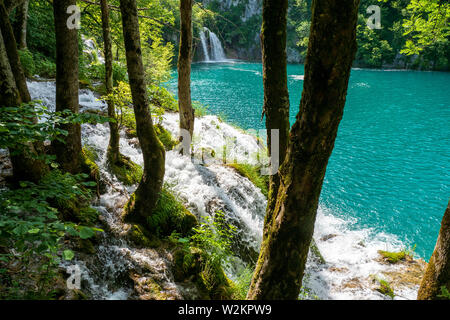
[14,0,450,82]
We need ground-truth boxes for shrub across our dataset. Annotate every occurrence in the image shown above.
[18,49,36,77]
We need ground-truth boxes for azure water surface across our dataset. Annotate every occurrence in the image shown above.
[168,62,450,259]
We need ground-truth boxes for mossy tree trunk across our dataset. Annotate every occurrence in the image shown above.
[14,0,28,50]
[0,29,21,108]
[0,0,47,183]
[100,0,120,165]
[418,200,450,300]
[52,0,81,174]
[0,29,47,182]
[119,0,166,224]
[0,0,30,102]
[247,0,360,300]
[178,0,194,147]
[260,0,290,234]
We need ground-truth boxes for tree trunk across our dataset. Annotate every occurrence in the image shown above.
[52,0,81,174]
[4,0,26,14]
[418,200,450,300]
[100,0,120,165]
[119,0,165,224]
[177,0,194,146]
[260,0,290,233]
[0,0,30,102]
[13,0,28,50]
[0,29,47,182]
[0,29,21,107]
[247,0,360,300]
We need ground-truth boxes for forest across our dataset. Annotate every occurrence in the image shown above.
[0,0,449,302]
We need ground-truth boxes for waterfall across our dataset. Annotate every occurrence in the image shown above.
[199,27,227,62]
[199,29,210,62]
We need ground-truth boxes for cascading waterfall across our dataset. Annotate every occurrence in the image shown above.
[199,27,227,62]
[25,79,420,300]
[199,29,210,62]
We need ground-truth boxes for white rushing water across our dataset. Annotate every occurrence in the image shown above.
[199,29,211,62]
[27,80,421,300]
[199,27,228,62]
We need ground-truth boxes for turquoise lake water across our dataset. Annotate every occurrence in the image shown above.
[168,62,450,259]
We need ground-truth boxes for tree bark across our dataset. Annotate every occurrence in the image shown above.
[0,29,47,183]
[260,0,290,234]
[14,0,28,50]
[247,0,360,300]
[0,0,31,102]
[177,0,194,146]
[418,200,450,300]
[0,29,21,107]
[52,0,81,174]
[100,0,120,165]
[119,0,165,224]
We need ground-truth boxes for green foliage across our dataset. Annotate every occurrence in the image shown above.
[26,0,56,59]
[193,101,209,117]
[105,82,177,150]
[32,52,56,78]
[148,85,178,112]
[170,211,244,299]
[437,286,450,300]
[0,102,107,164]
[18,49,35,77]
[230,266,254,300]
[375,278,395,299]
[191,211,236,267]
[401,0,450,54]
[0,170,102,299]
[228,163,269,197]
[147,186,197,237]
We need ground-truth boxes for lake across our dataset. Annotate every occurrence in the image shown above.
[168,62,450,259]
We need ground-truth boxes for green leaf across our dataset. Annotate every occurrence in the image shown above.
[63,250,75,261]
[27,228,40,234]
[79,227,95,239]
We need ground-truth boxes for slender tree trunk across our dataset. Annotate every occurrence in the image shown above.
[100,0,120,164]
[119,0,165,224]
[0,30,47,182]
[178,0,194,146]
[52,0,81,174]
[418,200,450,300]
[260,0,290,233]
[0,29,20,107]
[0,0,30,102]
[4,0,26,14]
[247,0,360,300]
[13,0,28,50]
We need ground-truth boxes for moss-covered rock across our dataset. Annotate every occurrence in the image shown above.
[171,246,234,300]
[108,155,143,186]
[146,188,198,237]
[80,147,100,188]
[378,250,410,264]
[126,223,161,248]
